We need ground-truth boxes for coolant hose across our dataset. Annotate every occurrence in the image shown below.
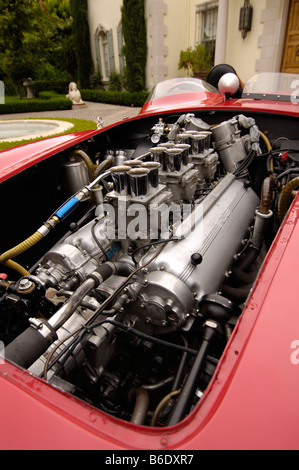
[93,157,114,181]
[5,324,57,370]
[73,149,97,181]
[278,177,299,223]
[221,284,252,304]
[0,231,44,276]
[260,174,278,213]
[5,262,116,369]
[231,266,257,285]
[236,175,277,274]
[236,246,261,274]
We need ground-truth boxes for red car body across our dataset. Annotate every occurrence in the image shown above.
[1,73,299,450]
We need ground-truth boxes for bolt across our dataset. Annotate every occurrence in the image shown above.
[18,278,33,291]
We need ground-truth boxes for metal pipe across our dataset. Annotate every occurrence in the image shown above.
[48,277,96,331]
[49,263,116,331]
[129,388,150,425]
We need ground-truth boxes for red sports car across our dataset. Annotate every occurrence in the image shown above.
[1,67,299,450]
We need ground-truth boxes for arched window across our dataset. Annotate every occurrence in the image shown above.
[95,24,115,82]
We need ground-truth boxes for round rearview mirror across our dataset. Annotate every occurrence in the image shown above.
[218,73,240,98]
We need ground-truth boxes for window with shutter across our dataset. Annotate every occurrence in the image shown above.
[117,25,125,74]
[107,29,115,73]
[94,32,102,77]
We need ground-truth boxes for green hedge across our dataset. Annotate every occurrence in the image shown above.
[0,94,72,115]
[0,88,149,115]
[81,89,149,107]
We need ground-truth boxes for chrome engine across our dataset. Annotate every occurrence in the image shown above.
[1,113,278,426]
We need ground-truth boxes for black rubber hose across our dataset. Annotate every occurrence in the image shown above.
[88,262,116,287]
[231,267,257,286]
[221,284,252,304]
[236,247,260,272]
[5,326,55,369]
[167,326,216,426]
[171,336,189,392]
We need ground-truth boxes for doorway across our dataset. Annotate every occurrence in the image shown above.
[281,0,299,73]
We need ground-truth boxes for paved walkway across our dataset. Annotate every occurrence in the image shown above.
[0,101,142,127]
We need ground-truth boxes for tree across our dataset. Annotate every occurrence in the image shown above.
[121,0,147,92]
[0,0,75,93]
[37,0,76,80]
[0,0,34,90]
[70,0,93,88]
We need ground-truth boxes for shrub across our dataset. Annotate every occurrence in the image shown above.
[81,89,149,107]
[0,93,72,114]
[90,72,103,90]
[108,71,123,92]
[178,45,212,77]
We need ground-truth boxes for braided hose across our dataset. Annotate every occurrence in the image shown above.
[73,149,97,180]
[2,259,30,277]
[0,231,43,276]
[93,157,114,180]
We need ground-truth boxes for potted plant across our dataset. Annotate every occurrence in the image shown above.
[178,44,212,80]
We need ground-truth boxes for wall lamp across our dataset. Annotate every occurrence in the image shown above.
[239,0,253,39]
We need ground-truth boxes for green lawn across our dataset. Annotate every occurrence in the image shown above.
[0,117,97,151]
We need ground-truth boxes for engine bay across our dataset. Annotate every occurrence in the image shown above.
[1,108,299,426]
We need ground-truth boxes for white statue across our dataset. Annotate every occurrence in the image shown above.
[66,82,85,105]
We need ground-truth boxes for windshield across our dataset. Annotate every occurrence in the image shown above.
[242,73,299,102]
[146,77,221,101]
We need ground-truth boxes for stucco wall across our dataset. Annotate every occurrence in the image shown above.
[225,0,267,82]
[153,0,272,85]
[146,0,205,89]
[87,0,290,91]
[163,0,198,79]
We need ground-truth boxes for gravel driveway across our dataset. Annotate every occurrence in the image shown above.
[0,101,142,127]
